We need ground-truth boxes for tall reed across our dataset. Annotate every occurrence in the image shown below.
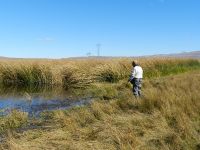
[2,70,200,150]
[0,58,199,88]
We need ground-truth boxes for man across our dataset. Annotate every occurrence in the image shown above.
[128,60,143,97]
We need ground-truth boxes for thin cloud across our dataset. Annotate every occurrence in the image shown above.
[36,37,55,42]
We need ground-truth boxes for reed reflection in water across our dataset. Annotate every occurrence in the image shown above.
[0,85,92,117]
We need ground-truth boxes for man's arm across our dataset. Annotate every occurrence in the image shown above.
[128,67,136,82]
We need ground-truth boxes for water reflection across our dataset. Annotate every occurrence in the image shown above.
[0,85,92,117]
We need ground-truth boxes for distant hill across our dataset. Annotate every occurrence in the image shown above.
[0,51,200,59]
[152,51,200,58]
[0,56,9,59]
[65,51,200,59]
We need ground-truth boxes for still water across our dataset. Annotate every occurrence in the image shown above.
[0,86,92,117]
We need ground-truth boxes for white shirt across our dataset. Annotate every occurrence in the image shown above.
[130,66,143,79]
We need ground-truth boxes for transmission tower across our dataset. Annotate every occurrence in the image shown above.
[96,43,101,57]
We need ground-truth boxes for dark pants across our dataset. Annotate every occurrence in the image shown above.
[131,78,142,97]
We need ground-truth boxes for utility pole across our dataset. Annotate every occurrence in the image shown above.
[96,43,101,57]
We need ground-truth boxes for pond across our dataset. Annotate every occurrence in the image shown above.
[0,86,92,117]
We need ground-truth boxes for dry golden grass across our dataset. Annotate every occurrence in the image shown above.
[0,58,199,88]
[0,110,28,134]
[1,70,200,150]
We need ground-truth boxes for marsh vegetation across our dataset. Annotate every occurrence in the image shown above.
[0,58,199,87]
[0,58,200,150]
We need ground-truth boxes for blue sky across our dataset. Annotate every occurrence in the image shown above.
[0,0,200,58]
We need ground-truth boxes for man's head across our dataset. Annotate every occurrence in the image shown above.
[132,60,139,67]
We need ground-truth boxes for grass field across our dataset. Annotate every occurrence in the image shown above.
[0,58,200,150]
[0,58,199,88]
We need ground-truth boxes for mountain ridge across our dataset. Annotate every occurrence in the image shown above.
[0,51,200,59]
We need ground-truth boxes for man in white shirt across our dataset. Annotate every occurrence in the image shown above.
[128,60,143,97]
